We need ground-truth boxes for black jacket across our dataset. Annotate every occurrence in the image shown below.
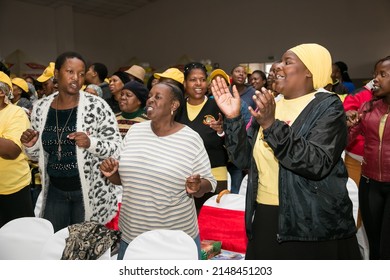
[224,92,356,242]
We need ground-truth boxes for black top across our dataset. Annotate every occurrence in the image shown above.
[42,106,79,179]
[177,98,228,169]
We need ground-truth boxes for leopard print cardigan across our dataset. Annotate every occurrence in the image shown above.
[26,91,122,224]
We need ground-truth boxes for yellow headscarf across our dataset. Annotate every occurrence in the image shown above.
[289,43,332,89]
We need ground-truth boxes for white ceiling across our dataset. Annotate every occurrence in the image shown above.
[15,0,158,19]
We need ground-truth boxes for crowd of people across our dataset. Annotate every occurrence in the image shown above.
[0,44,389,260]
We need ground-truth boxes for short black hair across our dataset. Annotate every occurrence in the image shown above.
[334,61,352,82]
[158,82,184,121]
[146,74,157,90]
[230,65,246,74]
[91,62,108,82]
[55,51,86,71]
[374,56,390,70]
[251,70,268,88]
[183,62,208,80]
[159,77,185,94]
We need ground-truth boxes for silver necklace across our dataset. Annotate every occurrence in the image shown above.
[55,97,75,161]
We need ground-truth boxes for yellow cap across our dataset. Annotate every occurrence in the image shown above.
[208,69,231,85]
[12,77,29,92]
[154,68,184,84]
[37,62,55,83]
[0,71,12,90]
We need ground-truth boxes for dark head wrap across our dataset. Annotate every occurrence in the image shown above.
[122,81,149,108]
[112,71,130,85]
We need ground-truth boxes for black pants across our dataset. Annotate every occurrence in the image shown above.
[245,203,361,260]
[359,176,390,259]
[0,186,34,228]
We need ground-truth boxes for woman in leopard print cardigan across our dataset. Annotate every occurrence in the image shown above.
[22,52,121,231]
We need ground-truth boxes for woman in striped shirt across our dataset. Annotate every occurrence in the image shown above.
[100,82,217,259]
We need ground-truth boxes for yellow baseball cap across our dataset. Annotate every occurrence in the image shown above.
[154,68,184,84]
[208,69,231,85]
[37,62,55,83]
[12,77,29,92]
[0,71,12,90]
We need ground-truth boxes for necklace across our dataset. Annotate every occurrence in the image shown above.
[55,97,75,161]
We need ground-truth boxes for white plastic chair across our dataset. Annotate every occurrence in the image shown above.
[227,172,248,196]
[34,190,43,217]
[227,172,231,192]
[203,190,246,211]
[123,229,198,260]
[39,226,68,260]
[0,217,54,260]
[40,226,111,260]
[238,174,248,197]
[357,224,370,260]
[346,177,359,226]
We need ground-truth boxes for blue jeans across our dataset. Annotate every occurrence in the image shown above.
[228,162,244,194]
[30,186,41,209]
[43,185,85,232]
[116,234,201,260]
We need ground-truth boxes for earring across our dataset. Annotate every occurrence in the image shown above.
[171,110,174,116]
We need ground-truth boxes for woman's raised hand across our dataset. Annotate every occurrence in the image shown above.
[250,87,276,130]
[211,76,241,119]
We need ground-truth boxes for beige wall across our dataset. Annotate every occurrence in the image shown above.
[1,0,389,80]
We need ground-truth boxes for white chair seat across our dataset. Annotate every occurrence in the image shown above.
[123,229,198,260]
[0,217,54,260]
[203,191,245,211]
[40,226,68,260]
[346,177,359,226]
[238,174,248,197]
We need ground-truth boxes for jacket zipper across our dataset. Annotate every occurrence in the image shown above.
[379,140,382,181]
[378,107,390,181]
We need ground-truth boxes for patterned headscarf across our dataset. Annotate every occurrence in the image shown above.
[86,84,103,98]
[289,43,332,89]
[61,221,121,260]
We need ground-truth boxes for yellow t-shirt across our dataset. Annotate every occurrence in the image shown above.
[379,112,389,142]
[211,166,228,181]
[186,97,207,121]
[0,104,31,194]
[254,92,316,205]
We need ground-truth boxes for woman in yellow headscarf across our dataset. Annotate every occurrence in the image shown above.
[211,43,361,259]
